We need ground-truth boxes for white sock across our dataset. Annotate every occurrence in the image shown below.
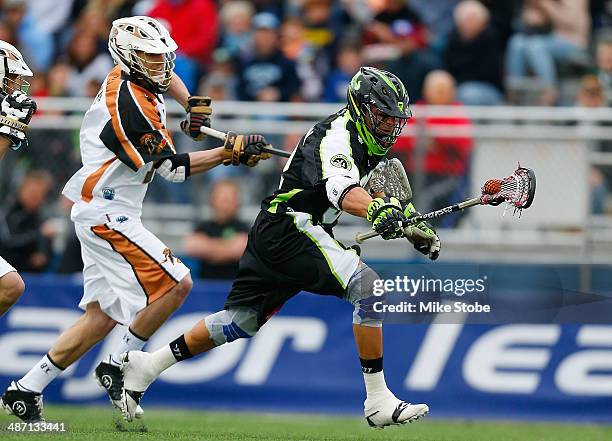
[149,345,178,376]
[18,354,64,393]
[363,371,392,402]
[109,328,148,366]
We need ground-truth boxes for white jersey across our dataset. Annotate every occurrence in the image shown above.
[63,66,176,225]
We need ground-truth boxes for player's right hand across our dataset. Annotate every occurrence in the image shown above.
[222,133,272,167]
[403,202,441,260]
[180,95,211,141]
[367,196,407,240]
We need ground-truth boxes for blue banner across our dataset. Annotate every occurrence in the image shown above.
[0,272,611,422]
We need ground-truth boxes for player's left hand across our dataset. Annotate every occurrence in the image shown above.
[403,202,441,260]
[155,157,187,182]
[222,133,272,167]
[180,96,212,141]
[1,91,37,124]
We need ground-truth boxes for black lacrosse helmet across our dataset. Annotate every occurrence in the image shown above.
[347,67,412,156]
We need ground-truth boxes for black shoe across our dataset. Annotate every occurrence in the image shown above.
[94,359,123,409]
[0,381,44,422]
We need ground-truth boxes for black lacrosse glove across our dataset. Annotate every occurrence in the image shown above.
[403,202,441,260]
[367,197,407,240]
[180,96,212,141]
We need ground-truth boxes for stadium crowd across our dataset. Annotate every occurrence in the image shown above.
[0,0,611,275]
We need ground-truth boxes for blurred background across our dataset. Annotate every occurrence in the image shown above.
[0,0,612,276]
[0,0,611,425]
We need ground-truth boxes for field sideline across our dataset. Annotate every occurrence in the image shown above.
[0,405,610,441]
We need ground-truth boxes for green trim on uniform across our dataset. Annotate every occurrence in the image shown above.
[267,188,303,214]
[288,212,348,290]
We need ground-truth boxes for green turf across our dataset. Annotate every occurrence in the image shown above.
[0,405,610,441]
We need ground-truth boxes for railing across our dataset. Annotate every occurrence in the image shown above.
[4,99,611,265]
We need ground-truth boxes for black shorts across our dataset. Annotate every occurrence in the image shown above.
[225,210,360,327]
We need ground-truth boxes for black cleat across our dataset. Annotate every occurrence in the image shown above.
[0,381,44,422]
[94,359,124,409]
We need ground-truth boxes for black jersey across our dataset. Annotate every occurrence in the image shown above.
[261,108,382,230]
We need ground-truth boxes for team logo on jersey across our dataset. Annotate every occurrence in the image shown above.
[330,154,352,171]
[140,132,167,154]
[161,247,181,265]
[102,187,115,200]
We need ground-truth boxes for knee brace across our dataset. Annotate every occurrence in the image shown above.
[344,263,383,327]
[204,307,259,346]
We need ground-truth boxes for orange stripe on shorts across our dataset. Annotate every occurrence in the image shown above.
[91,224,178,304]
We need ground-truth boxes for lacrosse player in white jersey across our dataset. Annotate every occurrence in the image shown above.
[1,16,272,423]
[0,41,37,318]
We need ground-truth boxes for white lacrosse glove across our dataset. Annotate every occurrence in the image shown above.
[155,155,189,183]
[2,91,35,121]
[0,91,36,146]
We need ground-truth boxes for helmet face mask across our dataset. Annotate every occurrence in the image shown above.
[347,67,411,156]
[4,73,30,94]
[109,16,178,94]
[130,50,176,93]
[0,41,32,95]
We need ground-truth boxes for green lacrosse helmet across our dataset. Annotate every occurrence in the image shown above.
[347,67,412,156]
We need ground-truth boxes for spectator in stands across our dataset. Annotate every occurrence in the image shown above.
[65,30,113,97]
[475,0,520,51]
[280,17,322,101]
[198,49,237,101]
[594,36,612,106]
[0,170,54,273]
[323,43,362,102]
[410,0,460,51]
[505,0,590,105]
[573,75,612,214]
[444,0,504,105]
[300,0,341,75]
[183,180,248,280]
[394,70,473,226]
[364,0,441,101]
[148,0,219,93]
[2,0,53,72]
[235,12,301,102]
[219,0,255,59]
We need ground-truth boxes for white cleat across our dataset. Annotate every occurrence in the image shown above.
[364,394,429,428]
[120,351,159,422]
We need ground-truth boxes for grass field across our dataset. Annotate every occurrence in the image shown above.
[0,405,611,441]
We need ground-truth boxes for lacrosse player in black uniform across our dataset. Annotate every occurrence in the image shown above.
[121,67,441,428]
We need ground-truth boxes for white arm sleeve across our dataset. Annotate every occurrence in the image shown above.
[325,174,359,209]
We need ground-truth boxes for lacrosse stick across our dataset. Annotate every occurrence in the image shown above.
[365,158,413,202]
[356,165,536,243]
[200,126,291,158]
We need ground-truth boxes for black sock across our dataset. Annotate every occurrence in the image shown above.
[360,357,383,374]
[169,335,193,362]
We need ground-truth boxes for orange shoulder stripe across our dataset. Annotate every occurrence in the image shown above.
[105,69,146,168]
[127,82,175,153]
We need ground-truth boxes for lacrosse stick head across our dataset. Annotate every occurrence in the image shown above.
[480,165,536,214]
[364,158,413,202]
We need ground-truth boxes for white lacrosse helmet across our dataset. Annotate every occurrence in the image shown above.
[0,40,33,94]
[108,16,178,93]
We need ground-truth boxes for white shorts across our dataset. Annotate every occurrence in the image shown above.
[0,255,16,278]
[75,216,190,325]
